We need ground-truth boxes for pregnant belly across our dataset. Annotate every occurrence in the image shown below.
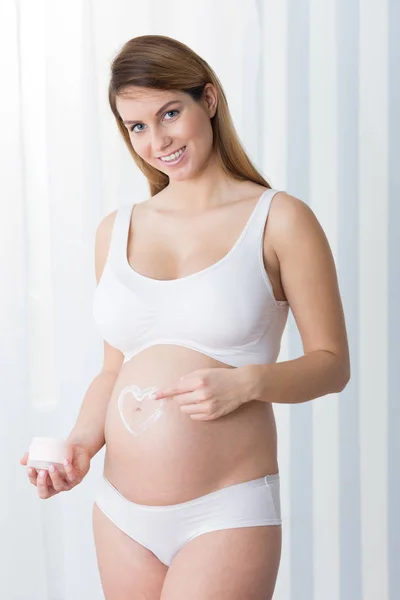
[103,345,278,505]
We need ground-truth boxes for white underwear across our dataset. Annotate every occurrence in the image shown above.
[94,473,282,567]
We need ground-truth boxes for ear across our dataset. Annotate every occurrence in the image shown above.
[203,83,218,118]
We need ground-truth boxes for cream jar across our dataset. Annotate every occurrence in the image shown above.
[27,437,66,472]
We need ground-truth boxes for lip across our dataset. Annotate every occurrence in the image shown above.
[157,145,187,166]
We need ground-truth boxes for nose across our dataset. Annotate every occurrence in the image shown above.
[150,129,173,157]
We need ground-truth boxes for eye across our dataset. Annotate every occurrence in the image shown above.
[164,110,179,120]
[129,110,180,133]
[130,123,144,133]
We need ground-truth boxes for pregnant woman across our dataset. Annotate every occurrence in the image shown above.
[21,35,350,600]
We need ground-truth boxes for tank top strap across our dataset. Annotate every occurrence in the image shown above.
[241,188,282,249]
[108,202,136,267]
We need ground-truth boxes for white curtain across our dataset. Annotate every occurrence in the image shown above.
[1,0,397,599]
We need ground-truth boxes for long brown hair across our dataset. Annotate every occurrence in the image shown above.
[108,35,271,197]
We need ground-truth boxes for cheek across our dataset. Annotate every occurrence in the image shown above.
[177,112,210,141]
[130,137,149,158]
[193,119,214,155]
[188,116,210,141]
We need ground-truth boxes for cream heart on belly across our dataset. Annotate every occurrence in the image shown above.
[117,384,165,437]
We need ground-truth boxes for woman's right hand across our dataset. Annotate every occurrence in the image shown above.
[20,442,91,500]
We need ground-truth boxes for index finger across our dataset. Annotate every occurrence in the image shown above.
[155,377,204,400]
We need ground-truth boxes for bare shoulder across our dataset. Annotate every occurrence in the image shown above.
[267,191,321,247]
[266,189,335,284]
[266,190,335,268]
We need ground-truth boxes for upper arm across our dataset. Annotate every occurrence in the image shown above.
[94,210,125,376]
[269,192,350,380]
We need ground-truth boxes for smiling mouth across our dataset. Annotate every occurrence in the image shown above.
[157,145,187,163]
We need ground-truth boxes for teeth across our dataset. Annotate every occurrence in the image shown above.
[160,146,185,162]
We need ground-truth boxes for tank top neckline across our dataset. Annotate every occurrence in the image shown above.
[120,188,272,285]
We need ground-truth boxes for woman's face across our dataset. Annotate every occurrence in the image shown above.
[115,85,217,180]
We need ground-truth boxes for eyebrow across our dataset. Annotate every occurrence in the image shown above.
[122,100,181,125]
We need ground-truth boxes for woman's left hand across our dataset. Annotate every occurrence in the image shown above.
[154,368,251,420]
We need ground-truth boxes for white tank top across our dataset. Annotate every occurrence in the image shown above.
[93,188,289,367]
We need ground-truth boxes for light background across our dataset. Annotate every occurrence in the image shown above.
[0,0,398,598]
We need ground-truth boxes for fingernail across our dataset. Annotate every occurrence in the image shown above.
[39,470,46,478]
[27,468,33,475]
[49,464,55,473]
[63,458,69,467]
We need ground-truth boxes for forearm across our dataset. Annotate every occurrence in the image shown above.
[241,350,350,405]
[66,370,118,459]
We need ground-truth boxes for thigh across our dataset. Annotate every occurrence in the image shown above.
[160,525,282,600]
[92,502,168,600]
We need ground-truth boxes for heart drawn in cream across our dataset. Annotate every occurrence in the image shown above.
[117,384,165,437]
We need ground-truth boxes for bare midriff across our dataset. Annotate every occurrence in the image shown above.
[103,344,278,506]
